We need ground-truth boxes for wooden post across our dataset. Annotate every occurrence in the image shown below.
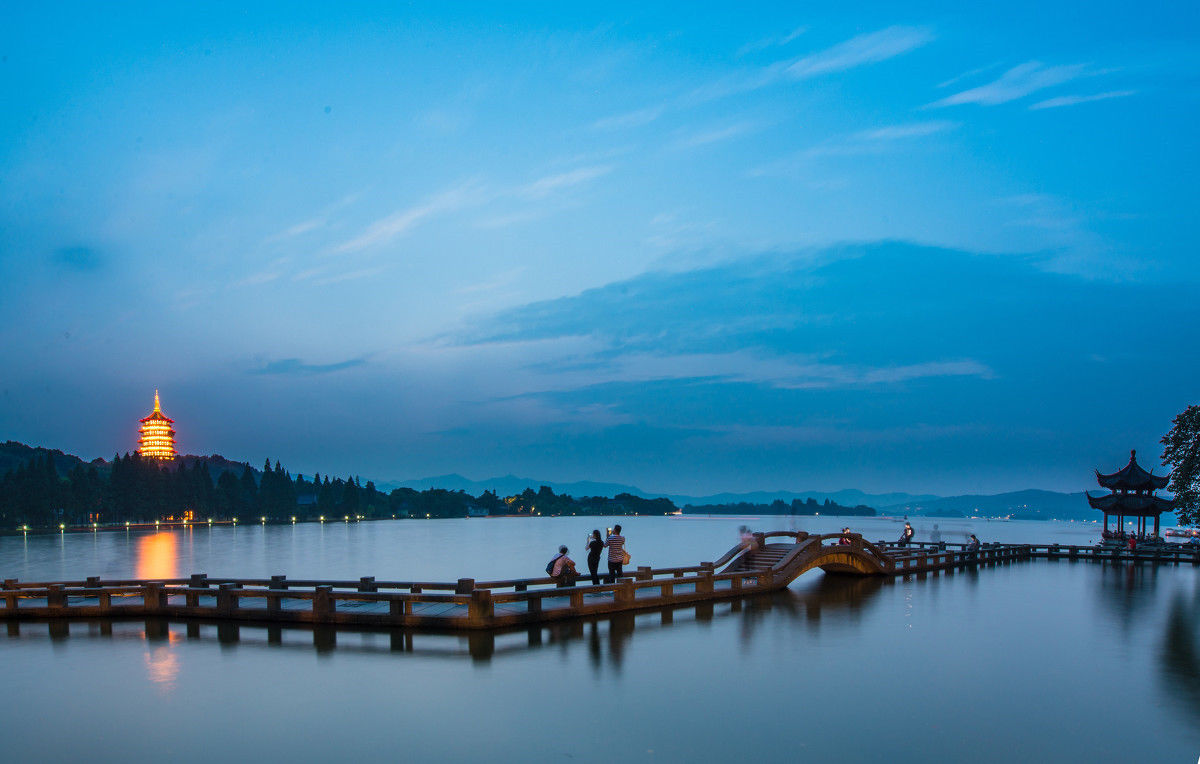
[456,578,475,594]
[615,579,636,605]
[85,576,101,588]
[569,591,584,609]
[2,579,16,590]
[266,592,281,614]
[358,576,376,593]
[660,582,673,599]
[269,575,287,590]
[99,591,112,611]
[313,585,335,620]
[636,566,652,581]
[217,583,239,614]
[190,573,208,589]
[467,589,493,625]
[143,582,165,613]
[696,571,714,595]
[47,584,67,609]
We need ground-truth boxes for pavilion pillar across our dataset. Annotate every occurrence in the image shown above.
[1154,515,1160,538]
[1103,514,1109,533]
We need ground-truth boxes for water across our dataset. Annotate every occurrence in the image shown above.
[2,516,1197,763]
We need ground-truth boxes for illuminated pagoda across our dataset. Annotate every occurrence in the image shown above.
[137,390,177,460]
[1087,450,1171,539]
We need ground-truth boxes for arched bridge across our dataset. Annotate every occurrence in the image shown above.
[716,531,1014,584]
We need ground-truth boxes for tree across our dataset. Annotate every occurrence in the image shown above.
[1162,404,1200,526]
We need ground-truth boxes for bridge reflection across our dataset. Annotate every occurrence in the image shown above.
[2,574,891,668]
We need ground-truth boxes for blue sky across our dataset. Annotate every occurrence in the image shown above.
[1,3,1196,495]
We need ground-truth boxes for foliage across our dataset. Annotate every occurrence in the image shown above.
[1162,404,1200,526]
[681,497,876,516]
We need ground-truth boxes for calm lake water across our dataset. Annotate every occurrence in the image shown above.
[2,516,1197,763]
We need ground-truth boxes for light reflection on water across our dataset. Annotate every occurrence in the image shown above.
[1,518,1197,763]
[134,532,179,580]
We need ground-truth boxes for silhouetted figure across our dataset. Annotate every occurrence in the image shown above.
[966,534,980,559]
[586,529,604,585]
[838,527,853,546]
[898,522,915,547]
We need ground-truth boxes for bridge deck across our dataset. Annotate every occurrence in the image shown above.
[2,532,1195,631]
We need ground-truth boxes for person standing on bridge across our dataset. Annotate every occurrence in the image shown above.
[586,529,604,585]
[605,525,626,583]
[838,527,853,545]
[899,522,915,547]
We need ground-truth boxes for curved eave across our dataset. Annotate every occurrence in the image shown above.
[140,412,175,424]
[1087,492,1173,515]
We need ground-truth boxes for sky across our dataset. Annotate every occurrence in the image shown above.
[1,2,1197,496]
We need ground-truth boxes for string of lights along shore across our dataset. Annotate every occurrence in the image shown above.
[137,390,177,460]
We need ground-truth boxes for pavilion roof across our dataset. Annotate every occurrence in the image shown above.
[1087,492,1173,516]
[1095,450,1168,491]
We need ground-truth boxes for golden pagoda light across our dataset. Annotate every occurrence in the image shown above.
[137,390,178,460]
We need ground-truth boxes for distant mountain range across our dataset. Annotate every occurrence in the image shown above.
[382,473,1122,521]
[3,442,1165,523]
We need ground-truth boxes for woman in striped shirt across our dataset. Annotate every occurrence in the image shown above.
[604,525,625,583]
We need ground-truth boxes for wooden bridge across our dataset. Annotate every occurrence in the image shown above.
[0,531,1193,631]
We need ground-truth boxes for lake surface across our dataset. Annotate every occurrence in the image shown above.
[2,516,1198,763]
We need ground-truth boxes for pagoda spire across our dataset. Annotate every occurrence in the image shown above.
[153,389,162,414]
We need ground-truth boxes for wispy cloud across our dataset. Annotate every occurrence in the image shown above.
[673,122,757,150]
[332,182,482,254]
[936,62,1003,89]
[787,26,934,79]
[591,106,664,131]
[249,356,368,376]
[1029,90,1136,110]
[520,166,611,199]
[736,25,808,57]
[749,121,955,176]
[931,61,1086,107]
[853,121,958,141]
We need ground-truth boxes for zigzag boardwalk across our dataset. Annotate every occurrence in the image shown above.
[2,531,1196,631]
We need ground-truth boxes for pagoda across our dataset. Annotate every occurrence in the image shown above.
[1087,449,1172,539]
[137,390,177,460]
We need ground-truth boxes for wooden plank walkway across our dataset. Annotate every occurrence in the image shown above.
[1,531,1195,631]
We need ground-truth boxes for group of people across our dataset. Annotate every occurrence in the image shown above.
[547,525,628,587]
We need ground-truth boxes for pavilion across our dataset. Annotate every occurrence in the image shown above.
[1088,450,1172,539]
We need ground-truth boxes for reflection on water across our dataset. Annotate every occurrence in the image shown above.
[144,642,180,693]
[2,575,889,668]
[134,533,179,580]
[1160,589,1200,726]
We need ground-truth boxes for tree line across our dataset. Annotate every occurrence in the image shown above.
[0,451,677,529]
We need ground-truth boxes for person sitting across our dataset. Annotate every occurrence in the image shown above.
[966,534,981,558]
[898,522,914,547]
[551,545,576,587]
[1127,535,1137,552]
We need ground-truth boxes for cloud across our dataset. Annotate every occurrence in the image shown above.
[736,25,809,57]
[852,121,958,141]
[750,121,955,176]
[519,166,611,199]
[931,61,1087,107]
[1029,90,1136,110]
[590,106,664,131]
[332,182,481,254]
[52,246,104,272]
[249,357,368,376]
[673,122,757,150]
[786,26,934,79]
